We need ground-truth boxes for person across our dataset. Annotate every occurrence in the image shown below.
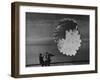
[43,53,48,66]
[45,52,54,66]
[39,53,44,66]
[46,52,51,66]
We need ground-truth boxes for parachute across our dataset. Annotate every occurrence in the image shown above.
[53,18,82,56]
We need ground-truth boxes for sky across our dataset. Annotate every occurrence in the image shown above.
[26,12,90,65]
[26,12,89,45]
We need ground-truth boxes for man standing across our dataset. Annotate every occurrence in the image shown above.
[45,52,54,66]
[39,53,44,66]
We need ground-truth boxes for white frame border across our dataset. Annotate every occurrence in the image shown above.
[19,5,96,75]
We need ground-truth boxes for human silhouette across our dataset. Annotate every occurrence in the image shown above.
[42,53,47,66]
[44,52,54,66]
[39,53,44,66]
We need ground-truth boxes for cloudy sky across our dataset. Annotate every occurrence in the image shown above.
[26,12,90,66]
[26,12,89,45]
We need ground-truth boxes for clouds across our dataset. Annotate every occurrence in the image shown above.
[26,12,89,53]
[26,12,89,65]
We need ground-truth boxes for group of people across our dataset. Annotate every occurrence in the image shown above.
[39,52,54,66]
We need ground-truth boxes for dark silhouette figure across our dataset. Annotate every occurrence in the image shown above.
[46,52,51,66]
[39,52,54,66]
[42,53,47,66]
[39,53,44,66]
[44,52,54,66]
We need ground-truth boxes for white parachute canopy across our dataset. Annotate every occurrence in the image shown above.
[57,29,81,56]
[53,18,82,56]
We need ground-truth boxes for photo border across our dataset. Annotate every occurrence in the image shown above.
[11,2,98,78]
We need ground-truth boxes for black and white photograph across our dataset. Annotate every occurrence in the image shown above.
[11,2,97,78]
[26,12,90,67]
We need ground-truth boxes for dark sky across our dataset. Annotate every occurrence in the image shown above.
[26,12,90,65]
[26,12,89,45]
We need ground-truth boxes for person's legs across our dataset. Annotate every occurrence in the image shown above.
[45,61,48,66]
[41,61,44,66]
[48,61,50,66]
